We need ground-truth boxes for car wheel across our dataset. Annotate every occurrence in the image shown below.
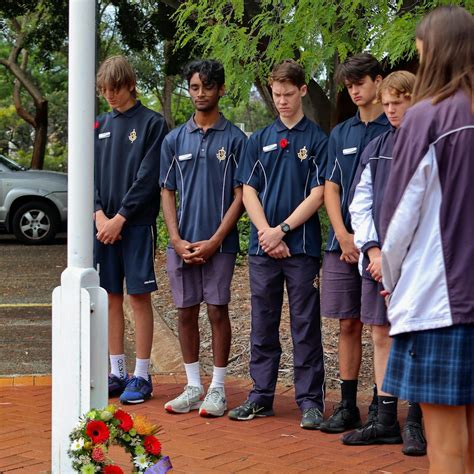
[12,201,59,244]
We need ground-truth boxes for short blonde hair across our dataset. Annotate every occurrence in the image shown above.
[96,56,137,98]
[376,71,415,103]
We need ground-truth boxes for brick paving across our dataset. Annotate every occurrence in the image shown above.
[0,374,429,473]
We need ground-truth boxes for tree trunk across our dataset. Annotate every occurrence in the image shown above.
[304,79,332,133]
[161,75,175,130]
[255,76,278,118]
[30,100,48,169]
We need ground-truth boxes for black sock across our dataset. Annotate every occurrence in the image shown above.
[406,402,422,424]
[378,395,398,426]
[341,379,358,407]
[370,384,378,408]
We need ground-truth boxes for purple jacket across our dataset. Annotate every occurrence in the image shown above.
[349,128,395,278]
[380,91,474,335]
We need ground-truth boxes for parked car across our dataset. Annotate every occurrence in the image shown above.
[0,154,67,244]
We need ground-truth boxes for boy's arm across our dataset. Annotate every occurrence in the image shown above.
[324,130,359,263]
[258,133,327,253]
[325,182,359,263]
[188,186,245,262]
[349,152,381,280]
[258,185,324,253]
[243,184,291,258]
[161,188,197,264]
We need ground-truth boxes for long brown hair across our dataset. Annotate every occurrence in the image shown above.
[413,6,473,111]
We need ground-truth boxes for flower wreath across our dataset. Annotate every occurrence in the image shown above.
[68,405,172,474]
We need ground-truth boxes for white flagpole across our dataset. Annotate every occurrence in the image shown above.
[52,1,108,471]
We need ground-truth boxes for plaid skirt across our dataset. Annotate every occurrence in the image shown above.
[382,324,474,406]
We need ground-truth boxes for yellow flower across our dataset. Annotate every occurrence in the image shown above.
[133,415,159,436]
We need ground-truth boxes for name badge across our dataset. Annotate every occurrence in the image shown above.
[263,144,277,152]
[178,153,192,161]
[343,147,357,155]
[98,132,111,139]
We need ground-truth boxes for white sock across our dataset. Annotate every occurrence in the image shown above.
[134,358,150,380]
[110,354,127,379]
[210,366,227,389]
[184,361,201,388]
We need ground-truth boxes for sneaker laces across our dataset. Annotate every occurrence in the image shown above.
[404,423,425,443]
[205,388,223,404]
[177,385,200,402]
[304,407,322,418]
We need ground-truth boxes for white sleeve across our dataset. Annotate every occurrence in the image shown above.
[381,151,431,293]
[349,163,379,251]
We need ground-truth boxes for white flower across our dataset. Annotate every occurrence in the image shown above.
[70,438,85,451]
[133,453,150,470]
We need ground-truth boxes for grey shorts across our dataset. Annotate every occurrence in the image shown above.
[166,248,236,308]
[361,277,388,326]
[321,251,361,319]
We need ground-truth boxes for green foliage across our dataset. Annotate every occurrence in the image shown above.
[172,0,469,106]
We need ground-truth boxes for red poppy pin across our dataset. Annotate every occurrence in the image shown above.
[279,138,289,149]
[94,120,99,129]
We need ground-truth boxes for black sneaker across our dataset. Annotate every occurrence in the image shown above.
[402,421,427,456]
[320,402,362,433]
[228,400,274,421]
[342,420,403,445]
[300,407,323,430]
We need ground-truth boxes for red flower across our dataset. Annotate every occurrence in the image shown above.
[279,138,289,149]
[86,420,110,444]
[92,446,106,462]
[103,466,124,474]
[114,409,133,432]
[94,120,99,129]
[144,435,162,455]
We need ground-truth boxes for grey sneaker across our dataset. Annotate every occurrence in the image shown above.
[199,386,227,417]
[228,400,274,421]
[164,385,204,414]
[300,407,324,430]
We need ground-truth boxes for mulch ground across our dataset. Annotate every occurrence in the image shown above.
[150,251,375,392]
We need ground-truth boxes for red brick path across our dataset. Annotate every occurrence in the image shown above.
[0,375,429,473]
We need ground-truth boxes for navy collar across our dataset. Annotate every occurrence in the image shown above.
[350,111,389,127]
[112,100,142,118]
[275,115,309,133]
[186,113,227,133]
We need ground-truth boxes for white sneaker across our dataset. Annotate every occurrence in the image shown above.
[199,386,227,417]
[164,385,204,413]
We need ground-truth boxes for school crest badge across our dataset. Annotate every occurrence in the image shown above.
[128,129,137,143]
[216,147,226,161]
[297,146,308,161]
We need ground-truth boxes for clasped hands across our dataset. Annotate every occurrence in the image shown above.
[174,238,220,265]
[95,211,125,245]
[258,227,291,259]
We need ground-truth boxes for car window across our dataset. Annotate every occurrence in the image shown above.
[0,154,26,171]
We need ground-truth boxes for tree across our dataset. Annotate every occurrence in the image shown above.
[170,0,468,131]
[0,0,68,169]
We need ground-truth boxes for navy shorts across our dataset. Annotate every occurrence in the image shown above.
[166,249,236,308]
[361,277,388,325]
[383,324,474,405]
[94,225,157,295]
[321,251,361,319]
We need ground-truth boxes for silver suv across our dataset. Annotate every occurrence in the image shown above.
[0,154,67,244]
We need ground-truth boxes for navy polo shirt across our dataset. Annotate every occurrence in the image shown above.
[237,116,328,257]
[95,100,168,225]
[160,114,247,254]
[325,112,390,251]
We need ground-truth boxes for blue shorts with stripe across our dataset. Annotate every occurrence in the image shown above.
[383,323,474,406]
[94,224,157,295]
